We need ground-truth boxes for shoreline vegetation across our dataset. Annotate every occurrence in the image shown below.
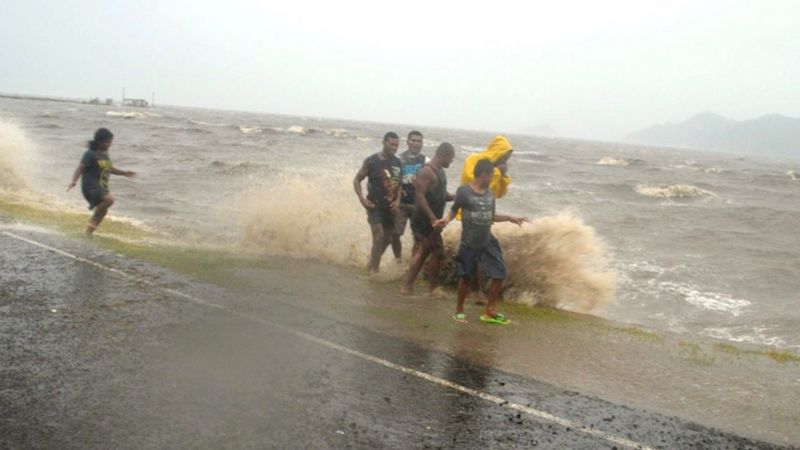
[1,195,797,366]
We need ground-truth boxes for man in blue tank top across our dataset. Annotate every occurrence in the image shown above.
[392,130,426,260]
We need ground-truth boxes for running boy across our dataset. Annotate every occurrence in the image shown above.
[67,128,136,237]
[436,159,526,324]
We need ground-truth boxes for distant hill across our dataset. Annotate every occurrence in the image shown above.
[627,112,800,158]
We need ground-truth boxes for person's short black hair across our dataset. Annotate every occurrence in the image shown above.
[474,159,494,178]
[435,142,455,157]
[88,128,114,150]
[383,131,399,142]
[408,130,423,139]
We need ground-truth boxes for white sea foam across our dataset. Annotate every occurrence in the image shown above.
[186,119,227,127]
[287,125,306,134]
[238,126,262,134]
[659,281,751,316]
[634,184,715,199]
[327,128,351,138]
[106,111,160,119]
[597,157,630,167]
[703,326,789,348]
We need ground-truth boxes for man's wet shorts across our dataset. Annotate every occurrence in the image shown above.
[413,228,443,253]
[455,235,507,280]
[367,207,396,229]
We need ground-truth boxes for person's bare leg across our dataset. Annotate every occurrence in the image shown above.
[401,244,430,294]
[456,278,470,315]
[426,250,443,293]
[391,233,402,261]
[471,265,487,305]
[411,235,421,258]
[484,279,503,317]
[367,222,385,272]
[86,194,114,237]
[381,225,393,253]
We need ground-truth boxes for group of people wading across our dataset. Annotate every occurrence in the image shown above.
[69,127,526,325]
[354,132,526,325]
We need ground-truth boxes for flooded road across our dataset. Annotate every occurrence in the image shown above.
[1,224,792,448]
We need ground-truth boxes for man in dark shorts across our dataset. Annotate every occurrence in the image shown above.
[459,135,515,304]
[353,132,403,273]
[400,142,455,295]
[392,130,426,260]
[438,159,527,324]
[67,128,136,237]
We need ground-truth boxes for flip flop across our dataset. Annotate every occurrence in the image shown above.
[479,313,510,325]
[452,313,468,323]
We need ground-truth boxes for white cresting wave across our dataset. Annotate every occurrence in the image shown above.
[597,157,630,167]
[703,326,790,348]
[634,184,715,199]
[106,111,161,119]
[658,281,752,317]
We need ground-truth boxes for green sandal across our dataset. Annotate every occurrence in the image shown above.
[452,313,468,323]
[479,312,510,325]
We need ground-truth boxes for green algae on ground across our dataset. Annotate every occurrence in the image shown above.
[713,342,741,355]
[502,303,575,323]
[0,197,274,284]
[0,195,160,242]
[610,325,663,342]
[678,341,715,366]
[364,304,440,330]
[712,342,800,364]
[96,236,282,286]
[762,349,800,364]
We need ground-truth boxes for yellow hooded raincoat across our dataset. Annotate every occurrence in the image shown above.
[460,135,513,197]
[456,135,513,220]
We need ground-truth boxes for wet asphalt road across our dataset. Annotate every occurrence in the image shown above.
[0,227,790,449]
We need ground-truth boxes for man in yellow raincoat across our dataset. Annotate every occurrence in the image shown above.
[457,135,514,302]
[460,135,513,199]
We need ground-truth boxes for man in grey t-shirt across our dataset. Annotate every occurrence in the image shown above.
[437,159,526,324]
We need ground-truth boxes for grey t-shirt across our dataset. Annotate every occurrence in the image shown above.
[80,150,111,194]
[451,185,495,249]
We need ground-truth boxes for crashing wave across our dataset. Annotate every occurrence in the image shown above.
[0,121,34,189]
[239,176,616,315]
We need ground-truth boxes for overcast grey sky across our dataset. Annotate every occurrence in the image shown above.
[2,0,798,140]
